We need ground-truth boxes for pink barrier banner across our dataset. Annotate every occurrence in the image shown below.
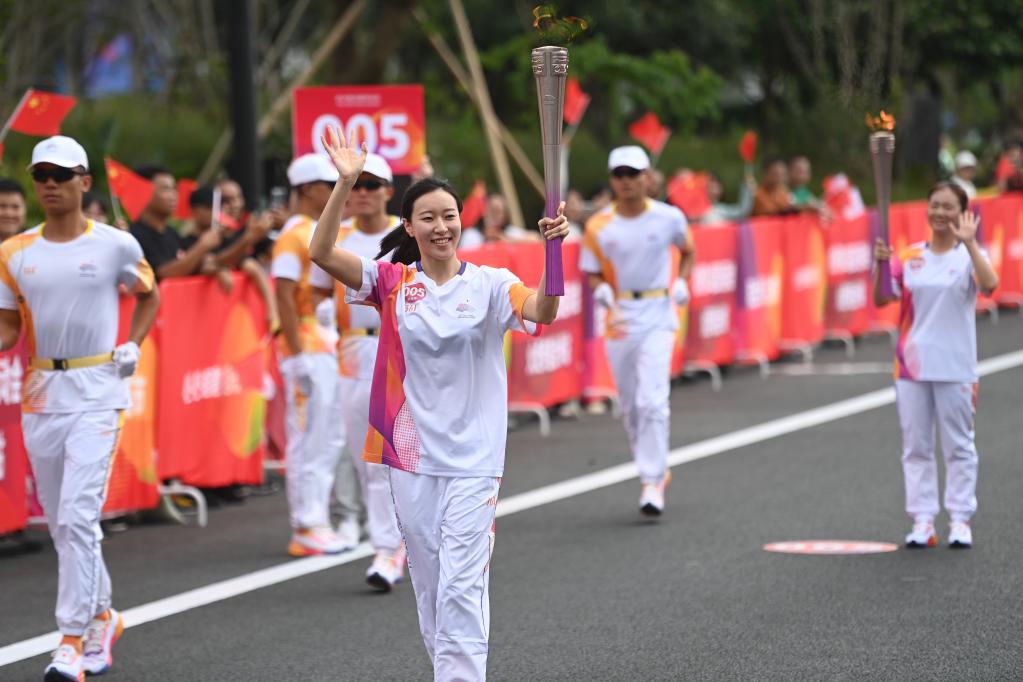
[685,223,738,367]
[826,213,874,336]
[780,215,826,347]
[735,219,783,362]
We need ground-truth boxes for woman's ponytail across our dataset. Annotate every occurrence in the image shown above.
[377,225,421,265]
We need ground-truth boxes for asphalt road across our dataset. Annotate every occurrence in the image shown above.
[1,312,1022,681]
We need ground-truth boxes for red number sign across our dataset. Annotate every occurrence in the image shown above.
[292,85,426,175]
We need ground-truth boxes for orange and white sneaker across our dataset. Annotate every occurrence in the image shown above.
[948,520,972,549]
[366,543,407,592]
[905,520,937,548]
[44,643,84,682]
[287,526,347,557]
[82,608,124,676]
[639,471,672,517]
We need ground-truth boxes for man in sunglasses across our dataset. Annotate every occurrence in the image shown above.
[0,135,159,680]
[310,152,407,589]
[272,153,351,557]
[580,145,695,517]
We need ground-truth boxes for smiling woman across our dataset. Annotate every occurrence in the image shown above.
[309,124,567,680]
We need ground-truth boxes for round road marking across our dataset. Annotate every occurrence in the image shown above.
[763,540,898,555]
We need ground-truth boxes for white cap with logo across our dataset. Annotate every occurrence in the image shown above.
[287,153,340,186]
[29,135,89,171]
[955,150,977,169]
[607,145,650,172]
[361,152,393,183]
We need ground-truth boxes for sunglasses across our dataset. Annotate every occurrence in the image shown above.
[353,179,386,192]
[31,167,84,184]
[610,167,643,179]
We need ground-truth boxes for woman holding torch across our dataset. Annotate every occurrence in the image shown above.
[310,126,566,681]
[873,182,997,548]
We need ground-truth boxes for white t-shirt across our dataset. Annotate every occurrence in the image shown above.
[579,200,689,337]
[890,241,986,382]
[347,257,537,477]
[309,217,398,378]
[271,214,334,356]
[0,221,155,413]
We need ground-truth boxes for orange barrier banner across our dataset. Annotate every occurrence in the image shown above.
[669,248,687,377]
[735,219,783,362]
[981,195,1023,305]
[826,213,874,336]
[685,224,738,367]
[0,338,28,534]
[156,275,267,487]
[780,215,826,347]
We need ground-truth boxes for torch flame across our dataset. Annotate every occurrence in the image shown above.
[533,4,588,43]
[865,110,896,132]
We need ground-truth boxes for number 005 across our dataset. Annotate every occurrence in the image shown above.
[312,112,410,160]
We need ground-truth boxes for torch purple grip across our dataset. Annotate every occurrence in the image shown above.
[544,193,565,296]
[876,259,894,299]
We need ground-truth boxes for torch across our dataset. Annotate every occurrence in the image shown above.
[868,112,896,299]
[532,46,568,296]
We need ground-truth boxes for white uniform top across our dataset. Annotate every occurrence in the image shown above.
[891,241,986,382]
[579,200,689,337]
[348,256,537,478]
[0,221,155,413]
[309,217,399,378]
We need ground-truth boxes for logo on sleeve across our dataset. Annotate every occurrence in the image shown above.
[405,282,427,313]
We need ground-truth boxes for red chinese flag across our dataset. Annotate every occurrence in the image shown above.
[738,130,758,163]
[667,171,712,219]
[8,89,77,136]
[460,181,487,228]
[628,112,671,156]
[175,178,197,220]
[563,78,591,127]
[105,158,154,222]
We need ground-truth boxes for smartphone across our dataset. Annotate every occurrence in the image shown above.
[269,186,289,209]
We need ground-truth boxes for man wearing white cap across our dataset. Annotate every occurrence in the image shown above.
[272,153,350,556]
[310,152,407,589]
[0,136,158,680]
[580,145,695,516]
[952,151,978,200]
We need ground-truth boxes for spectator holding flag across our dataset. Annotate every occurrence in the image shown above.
[752,157,796,216]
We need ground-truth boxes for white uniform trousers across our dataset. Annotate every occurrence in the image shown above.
[390,469,499,682]
[342,373,401,552]
[606,329,675,484]
[23,409,122,635]
[895,379,979,522]
[283,353,344,530]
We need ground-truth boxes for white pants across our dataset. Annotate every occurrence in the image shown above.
[606,330,675,484]
[24,410,122,635]
[342,374,401,552]
[390,469,499,682]
[895,379,979,522]
[283,353,344,530]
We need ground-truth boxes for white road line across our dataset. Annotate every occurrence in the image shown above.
[3,347,1022,667]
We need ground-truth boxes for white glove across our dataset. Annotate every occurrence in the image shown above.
[592,282,616,309]
[280,354,314,397]
[113,341,140,379]
[671,278,690,307]
[315,297,337,329]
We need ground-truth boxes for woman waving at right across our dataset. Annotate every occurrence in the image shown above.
[310,126,566,681]
[873,181,998,549]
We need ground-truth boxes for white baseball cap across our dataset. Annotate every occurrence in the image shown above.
[955,150,977,169]
[608,145,650,172]
[29,135,89,171]
[361,152,393,183]
[287,153,339,186]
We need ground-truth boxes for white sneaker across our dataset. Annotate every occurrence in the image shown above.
[905,521,937,548]
[639,471,672,517]
[335,517,361,551]
[44,643,83,682]
[948,520,972,548]
[366,543,407,592]
[287,526,347,557]
[82,608,124,675]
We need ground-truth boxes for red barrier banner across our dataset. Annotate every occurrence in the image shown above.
[156,275,268,487]
[686,224,738,368]
[981,195,1023,305]
[780,215,826,347]
[505,242,585,408]
[735,219,783,362]
[826,213,874,337]
[292,85,426,175]
[669,248,687,377]
[0,337,27,534]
